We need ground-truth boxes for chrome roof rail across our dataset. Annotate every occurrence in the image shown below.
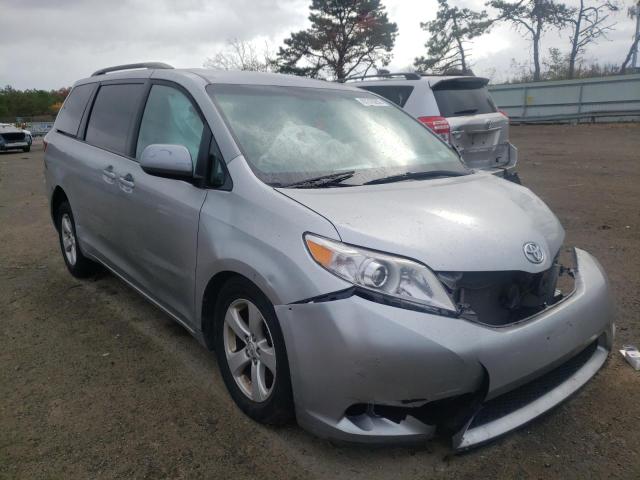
[91,62,174,77]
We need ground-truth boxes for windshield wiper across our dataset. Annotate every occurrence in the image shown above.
[453,108,478,115]
[282,170,356,188]
[363,170,468,185]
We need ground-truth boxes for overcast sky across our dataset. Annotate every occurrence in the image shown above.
[1,0,637,89]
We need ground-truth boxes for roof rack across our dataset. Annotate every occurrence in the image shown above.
[91,62,174,77]
[341,70,477,83]
[341,72,422,82]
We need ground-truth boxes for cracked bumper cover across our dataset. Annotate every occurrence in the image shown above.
[275,248,613,447]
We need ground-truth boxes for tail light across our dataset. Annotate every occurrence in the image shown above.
[498,109,509,119]
[43,139,48,152]
[418,116,451,143]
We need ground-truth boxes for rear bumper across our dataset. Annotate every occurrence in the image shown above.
[275,248,613,447]
[485,142,518,177]
[459,142,518,177]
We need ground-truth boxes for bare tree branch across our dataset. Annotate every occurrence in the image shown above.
[567,0,618,78]
[488,0,573,81]
[204,38,274,72]
[621,0,640,72]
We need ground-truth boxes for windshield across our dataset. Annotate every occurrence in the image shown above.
[207,84,466,187]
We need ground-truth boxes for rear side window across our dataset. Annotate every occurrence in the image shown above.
[85,84,145,156]
[432,80,496,117]
[358,85,414,107]
[54,83,95,136]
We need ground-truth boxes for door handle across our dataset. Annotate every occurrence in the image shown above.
[118,173,135,193]
[102,165,117,184]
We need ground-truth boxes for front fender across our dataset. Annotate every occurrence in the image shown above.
[194,156,351,327]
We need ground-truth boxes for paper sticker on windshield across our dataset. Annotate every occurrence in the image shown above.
[355,97,390,107]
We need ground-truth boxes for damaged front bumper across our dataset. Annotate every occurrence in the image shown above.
[275,248,613,449]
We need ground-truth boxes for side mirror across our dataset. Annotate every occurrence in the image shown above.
[140,144,193,179]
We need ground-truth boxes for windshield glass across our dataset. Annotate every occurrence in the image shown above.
[207,84,466,187]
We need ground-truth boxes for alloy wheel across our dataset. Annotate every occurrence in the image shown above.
[61,213,77,266]
[223,298,277,402]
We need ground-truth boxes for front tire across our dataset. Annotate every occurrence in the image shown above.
[214,277,294,425]
[22,146,30,153]
[55,201,99,278]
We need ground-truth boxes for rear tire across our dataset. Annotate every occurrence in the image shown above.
[214,277,294,425]
[55,201,99,278]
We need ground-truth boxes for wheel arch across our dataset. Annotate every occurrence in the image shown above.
[201,270,262,350]
[50,186,69,227]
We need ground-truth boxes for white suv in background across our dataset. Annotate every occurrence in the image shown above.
[349,73,519,182]
[0,123,32,153]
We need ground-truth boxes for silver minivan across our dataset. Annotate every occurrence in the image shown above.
[350,72,519,182]
[45,64,613,450]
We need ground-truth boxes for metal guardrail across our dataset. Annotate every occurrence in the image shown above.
[27,121,54,136]
[489,74,640,123]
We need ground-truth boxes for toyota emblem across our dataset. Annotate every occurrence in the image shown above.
[523,242,545,264]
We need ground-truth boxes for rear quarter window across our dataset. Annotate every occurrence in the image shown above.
[54,83,95,136]
[85,83,146,156]
[432,81,497,117]
[358,85,414,107]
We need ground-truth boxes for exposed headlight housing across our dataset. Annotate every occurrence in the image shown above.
[304,233,457,314]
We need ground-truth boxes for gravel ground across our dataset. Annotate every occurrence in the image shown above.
[1,124,639,479]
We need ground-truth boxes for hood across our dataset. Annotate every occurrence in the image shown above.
[0,125,24,134]
[278,173,564,273]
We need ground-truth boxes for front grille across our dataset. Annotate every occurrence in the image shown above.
[1,132,26,142]
[469,340,598,428]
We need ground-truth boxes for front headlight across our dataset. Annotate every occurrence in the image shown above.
[304,233,457,314]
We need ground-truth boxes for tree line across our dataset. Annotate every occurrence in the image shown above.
[206,0,640,83]
[0,86,69,122]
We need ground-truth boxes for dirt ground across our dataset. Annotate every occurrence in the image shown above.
[1,124,639,479]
